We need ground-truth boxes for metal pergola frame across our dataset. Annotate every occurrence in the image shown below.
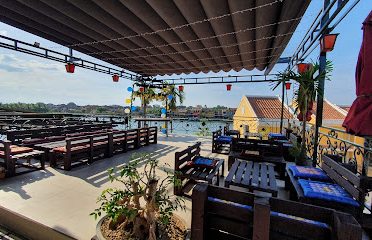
[0,0,361,168]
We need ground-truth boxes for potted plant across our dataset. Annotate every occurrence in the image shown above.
[91,153,186,240]
[274,61,333,165]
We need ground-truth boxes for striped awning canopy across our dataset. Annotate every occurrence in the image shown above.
[0,0,310,76]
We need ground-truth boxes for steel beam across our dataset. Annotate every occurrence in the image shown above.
[0,34,139,80]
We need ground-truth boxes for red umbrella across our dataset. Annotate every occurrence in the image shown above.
[343,11,372,136]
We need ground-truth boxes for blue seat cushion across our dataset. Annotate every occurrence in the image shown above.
[187,157,218,169]
[298,179,360,207]
[216,135,233,144]
[288,165,331,181]
[208,197,329,229]
[268,133,288,141]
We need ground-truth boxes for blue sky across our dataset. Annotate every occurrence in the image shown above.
[0,0,370,108]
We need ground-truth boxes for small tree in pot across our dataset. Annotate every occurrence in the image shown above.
[91,153,185,240]
[275,61,333,165]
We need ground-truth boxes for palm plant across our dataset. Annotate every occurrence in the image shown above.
[160,84,185,111]
[275,60,333,165]
[133,87,156,117]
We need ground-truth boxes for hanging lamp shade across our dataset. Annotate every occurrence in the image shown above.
[112,74,119,82]
[226,84,232,91]
[297,63,310,74]
[139,87,145,92]
[178,85,184,91]
[320,33,339,53]
[65,63,75,73]
[285,82,292,90]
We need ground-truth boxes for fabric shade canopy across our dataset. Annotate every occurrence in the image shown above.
[343,11,372,136]
[0,0,310,76]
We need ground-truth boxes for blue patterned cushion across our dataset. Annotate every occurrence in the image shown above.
[288,165,331,181]
[216,135,233,143]
[193,157,217,168]
[208,197,329,229]
[298,179,360,207]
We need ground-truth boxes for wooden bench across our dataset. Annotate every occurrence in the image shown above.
[0,140,45,177]
[228,138,286,179]
[212,129,232,154]
[286,154,370,218]
[50,127,157,170]
[50,135,92,170]
[174,142,224,197]
[192,183,362,240]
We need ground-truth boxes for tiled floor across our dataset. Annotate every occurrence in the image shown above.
[0,134,229,239]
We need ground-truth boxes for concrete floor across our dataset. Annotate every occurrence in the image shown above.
[0,134,234,239]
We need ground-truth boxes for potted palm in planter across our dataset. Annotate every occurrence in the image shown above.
[91,153,186,240]
[275,61,333,165]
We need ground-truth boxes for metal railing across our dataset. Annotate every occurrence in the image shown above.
[291,123,372,175]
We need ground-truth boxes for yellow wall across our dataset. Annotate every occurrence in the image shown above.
[233,96,259,134]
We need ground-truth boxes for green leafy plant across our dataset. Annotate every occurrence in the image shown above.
[273,60,333,165]
[91,153,185,240]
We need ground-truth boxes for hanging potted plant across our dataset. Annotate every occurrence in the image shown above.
[274,61,333,165]
[91,153,186,240]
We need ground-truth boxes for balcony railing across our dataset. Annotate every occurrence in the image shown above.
[291,123,372,175]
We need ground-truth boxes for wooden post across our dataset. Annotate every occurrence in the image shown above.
[64,139,72,171]
[108,132,113,157]
[4,140,14,177]
[154,127,158,144]
[191,184,208,240]
[252,198,271,240]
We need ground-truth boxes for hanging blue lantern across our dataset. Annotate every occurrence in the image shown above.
[161,108,167,114]
[167,95,173,100]
[127,87,133,92]
[131,106,137,111]
[161,129,167,134]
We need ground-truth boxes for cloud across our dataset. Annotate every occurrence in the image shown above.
[0,54,63,73]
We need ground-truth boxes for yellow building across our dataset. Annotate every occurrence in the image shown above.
[233,95,293,138]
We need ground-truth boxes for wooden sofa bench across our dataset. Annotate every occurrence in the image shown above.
[192,183,362,240]
[0,140,45,177]
[174,142,224,197]
[286,154,370,218]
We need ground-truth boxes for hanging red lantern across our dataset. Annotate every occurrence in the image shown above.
[178,85,184,91]
[297,63,309,74]
[285,82,291,90]
[226,84,232,91]
[65,63,75,73]
[320,33,339,53]
[139,87,145,92]
[112,74,119,82]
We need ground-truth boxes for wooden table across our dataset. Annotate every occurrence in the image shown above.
[34,141,66,165]
[225,159,278,197]
[228,150,287,179]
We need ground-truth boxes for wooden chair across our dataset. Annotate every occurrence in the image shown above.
[212,129,232,154]
[192,183,362,240]
[174,142,224,197]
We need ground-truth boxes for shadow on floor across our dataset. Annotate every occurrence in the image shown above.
[0,169,55,199]
[59,143,179,187]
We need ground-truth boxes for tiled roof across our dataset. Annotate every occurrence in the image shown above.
[246,96,292,119]
[312,101,346,120]
[338,105,351,112]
